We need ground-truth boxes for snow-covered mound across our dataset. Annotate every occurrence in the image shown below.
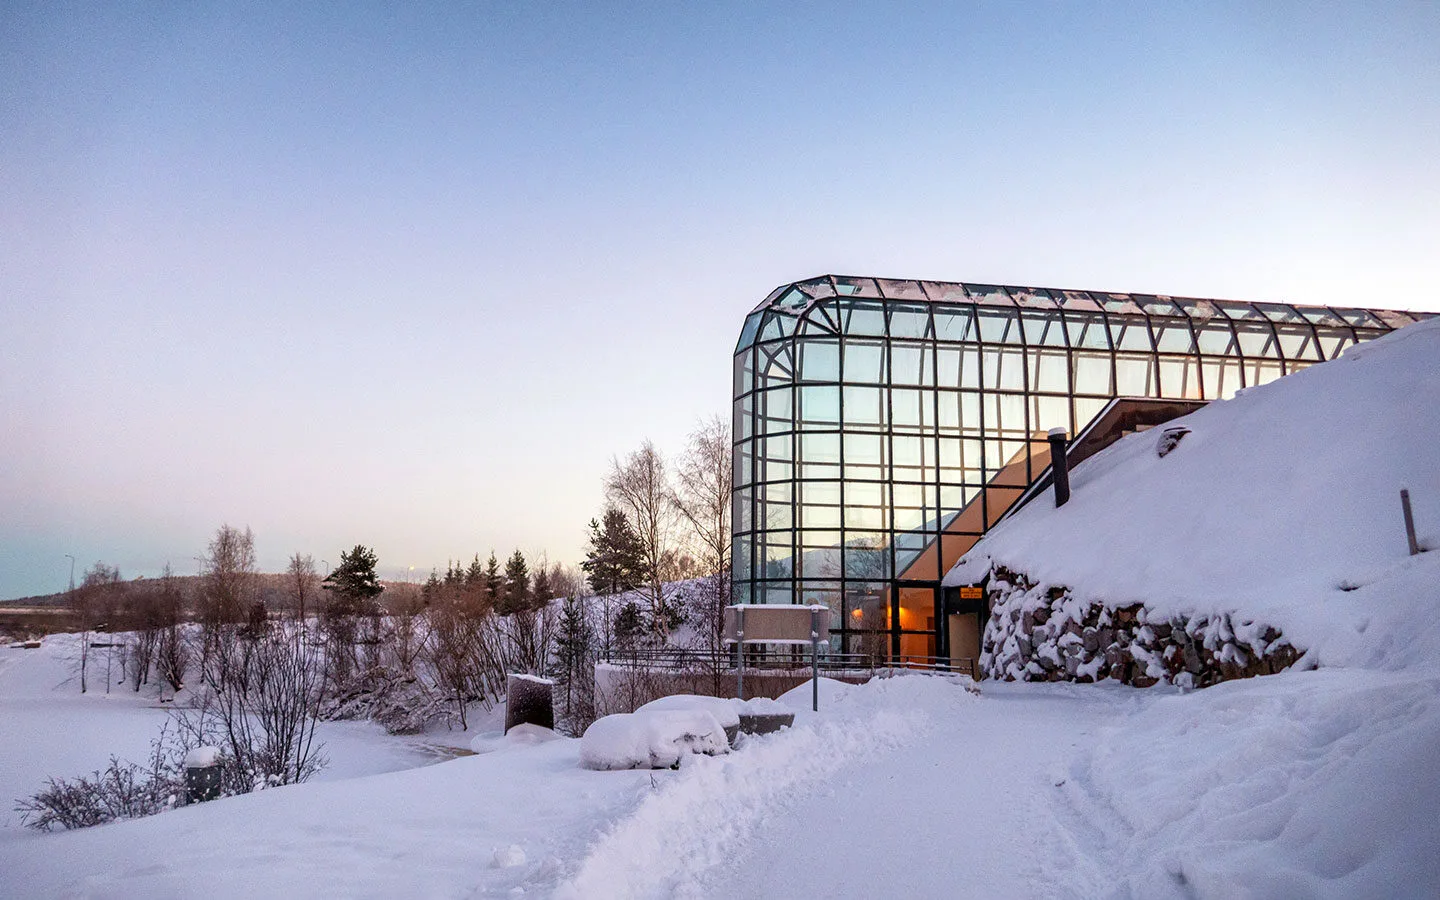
[947,317,1440,673]
[578,709,730,770]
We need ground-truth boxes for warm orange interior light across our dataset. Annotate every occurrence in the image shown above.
[851,608,863,619]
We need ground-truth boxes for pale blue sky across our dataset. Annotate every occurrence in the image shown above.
[4,2,1439,597]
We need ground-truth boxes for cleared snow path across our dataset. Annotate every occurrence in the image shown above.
[560,676,1131,900]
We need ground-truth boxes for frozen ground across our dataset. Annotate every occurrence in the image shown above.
[3,321,1437,897]
[3,648,1437,898]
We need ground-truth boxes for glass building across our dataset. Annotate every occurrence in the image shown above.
[731,275,1430,668]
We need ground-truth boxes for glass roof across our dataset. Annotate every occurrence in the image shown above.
[750,274,1430,330]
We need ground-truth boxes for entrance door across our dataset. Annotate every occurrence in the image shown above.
[948,612,981,677]
[894,583,938,664]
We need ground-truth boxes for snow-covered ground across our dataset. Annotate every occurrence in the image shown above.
[3,321,1437,898]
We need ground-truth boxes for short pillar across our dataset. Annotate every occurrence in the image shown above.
[1402,489,1421,556]
[505,674,555,733]
[184,746,222,804]
[1048,427,1071,508]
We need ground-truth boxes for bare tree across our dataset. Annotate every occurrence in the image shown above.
[285,553,319,624]
[606,441,679,640]
[199,525,257,690]
[154,565,190,697]
[672,416,734,685]
[71,562,121,693]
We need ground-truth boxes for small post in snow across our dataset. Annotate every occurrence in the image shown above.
[810,606,820,712]
[1401,488,1421,556]
[1048,427,1071,508]
[735,606,745,701]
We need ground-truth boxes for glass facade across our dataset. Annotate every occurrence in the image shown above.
[731,275,1429,665]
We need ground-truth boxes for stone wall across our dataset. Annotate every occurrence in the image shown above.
[979,565,1301,688]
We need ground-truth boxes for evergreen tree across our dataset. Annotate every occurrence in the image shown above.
[322,544,384,616]
[497,550,530,615]
[531,565,554,612]
[551,593,595,730]
[580,507,645,596]
[484,553,504,605]
[613,599,645,649]
[465,554,485,588]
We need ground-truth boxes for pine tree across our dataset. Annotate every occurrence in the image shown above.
[613,600,645,650]
[484,553,504,606]
[497,550,530,615]
[322,545,384,616]
[551,593,595,731]
[580,508,645,597]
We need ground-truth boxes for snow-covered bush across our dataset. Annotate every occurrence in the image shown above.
[579,709,729,770]
[15,754,179,831]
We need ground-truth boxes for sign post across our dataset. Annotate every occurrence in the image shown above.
[725,604,831,710]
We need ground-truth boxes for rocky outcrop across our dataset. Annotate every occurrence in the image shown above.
[979,565,1301,688]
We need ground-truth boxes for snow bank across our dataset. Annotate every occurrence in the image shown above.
[636,694,741,730]
[578,710,729,770]
[947,317,1440,673]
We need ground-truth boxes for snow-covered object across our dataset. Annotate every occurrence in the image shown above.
[490,844,526,868]
[503,723,562,745]
[777,677,856,709]
[579,710,729,770]
[636,694,741,730]
[946,317,1440,674]
[183,746,221,769]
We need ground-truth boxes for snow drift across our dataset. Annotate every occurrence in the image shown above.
[948,317,1440,677]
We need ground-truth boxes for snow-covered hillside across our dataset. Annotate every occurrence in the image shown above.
[947,317,1440,673]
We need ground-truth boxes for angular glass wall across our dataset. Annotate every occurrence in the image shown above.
[732,276,1428,665]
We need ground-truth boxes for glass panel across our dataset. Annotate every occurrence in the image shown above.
[1137,296,1182,317]
[1029,395,1071,435]
[797,339,839,382]
[1274,325,1320,360]
[736,312,763,352]
[794,277,835,301]
[933,305,975,342]
[1009,287,1059,309]
[1214,301,1267,321]
[1233,322,1280,357]
[1110,318,1154,352]
[1095,293,1144,315]
[1254,302,1307,324]
[1073,396,1109,433]
[842,385,885,427]
[1065,313,1112,350]
[802,502,841,529]
[878,279,927,301]
[843,340,885,383]
[1315,328,1354,360]
[758,386,793,434]
[1072,351,1113,395]
[1158,356,1202,399]
[1027,348,1069,393]
[843,537,890,579]
[890,388,934,432]
[1194,321,1237,356]
[921,281,970,303]
[759,344,795,388]
[1245,358,1284,387]
[982,348,1026,391]
[936,346,981,389]
[759,312,798,342]
[1175,297,1218,320]
[840,301,886,334]
[775,287,809,311]
[803,301,841,334]
[1020,311,1067,346]
[890,342,934,386]
[1200,359,1244,400]
[832,277,880,298]
[1298,306,1346,327]
[976,309,1019,343]
[1056,290,1104,312]
[799,385,840,426]
[735,351,753,397]
[1151,319,1196,354]
[888,302,931,339]
[1115,354,1158,396]
[965,284,1013,306]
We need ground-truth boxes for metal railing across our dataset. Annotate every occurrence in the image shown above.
[600,647,978,678]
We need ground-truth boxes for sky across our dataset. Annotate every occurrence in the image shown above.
[3,1,1439,599]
